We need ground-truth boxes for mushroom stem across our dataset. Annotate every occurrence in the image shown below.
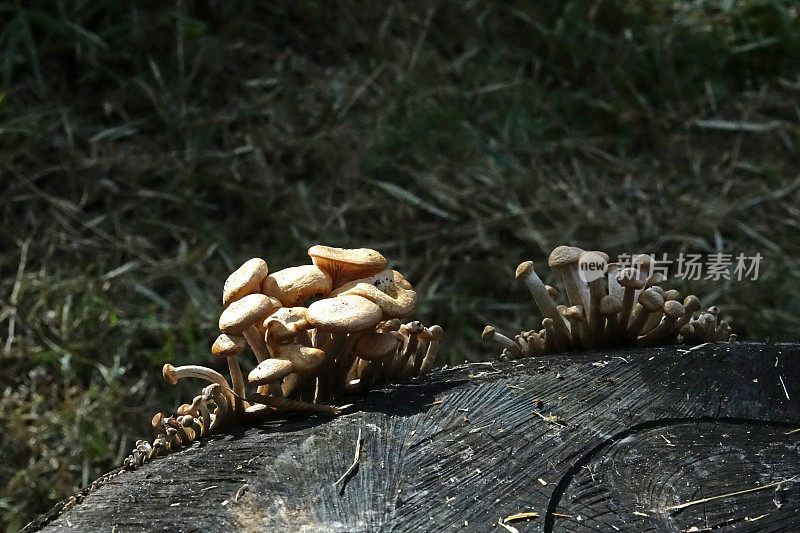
[516,261,572,350]
[616,268,645,338]
[202,384,230,433]
[243,326,270,363]
[418,325,443,374]
[225,355,246,415]
[586,277,606,348]
[542,318,557,353]
[162,364,232,397]
[481,326,521,357]
[672,295,702,335]
[625,289,664,340]
[637,301,685,347]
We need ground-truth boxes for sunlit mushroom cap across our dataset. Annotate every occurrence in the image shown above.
[211,333,246,358]
[353,331,398,361]
[307,294,382,333]
[329,269,417,319]
[162,364,179,385]
[223,258,268,306]
[263,306,310,343]
[307,245,387,286]
[261,265,332,307]
[248,358,293,385]
[548,245,583,268]
[272,343,326,374]
[219,294,281,334]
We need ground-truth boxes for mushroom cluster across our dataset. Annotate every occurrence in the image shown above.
[483,246,736,359]
[123,246,443,470]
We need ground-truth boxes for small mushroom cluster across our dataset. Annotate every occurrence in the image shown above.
[123,246,443,470]
[483,246,736,359]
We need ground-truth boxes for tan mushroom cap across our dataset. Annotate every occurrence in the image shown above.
[637,289,665,311]
[599,294,622,315]
[271,343,326,373]
[617,268,646,289]
[663,300,685,319]
[308,245,387,286]
[263,306,309,343]
[248,358,293,386]
[307,294,382,333]
[223,258,268,307]
[354,331,398,360]
[329,269,417,319]
[219,294,281,334]
[548,245,584,268]
[261,265,332,307]
[211,333,246,358]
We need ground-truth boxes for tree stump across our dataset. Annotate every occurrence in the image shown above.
[27,343,800,532]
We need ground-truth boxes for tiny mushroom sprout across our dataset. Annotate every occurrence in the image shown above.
[483,245,736,359]
[121,245,443,474]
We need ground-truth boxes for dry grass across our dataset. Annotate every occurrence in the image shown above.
[1,1,799,529]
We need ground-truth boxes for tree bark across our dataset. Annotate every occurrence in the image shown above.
[27,342,800,532]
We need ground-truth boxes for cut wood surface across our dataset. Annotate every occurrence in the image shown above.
[29,342,800,532]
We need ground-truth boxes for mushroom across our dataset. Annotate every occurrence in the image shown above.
[248,358,293,391]
[261,265,332,307]
[599,294,622,345]
[562,306,588,349]
[482,325,521,357]
[354,331,400,389]
[162,363,232,396]
[307,294,383,400]
[549,245,591,311]
[271,343,326,374]
[219,293,281,364]
[545,285,560,300]
[616,268,646,337]
[418,325,444,374]
[263,307,310,344]
[223,258,268,307]
[307,245,387,287]
[582,251,610,347]
[329,269,417,319]
[390,321,425,378]
[211,333,247,414]
[307,294,383,334]
[637,300,685,347]
[672,294,702,334]
[625,289,665,339]
[605,262,623,299]
[515,261,572,350]
[542,318,557,353]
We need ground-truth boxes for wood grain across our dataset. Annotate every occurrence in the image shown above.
[28,342,800,532]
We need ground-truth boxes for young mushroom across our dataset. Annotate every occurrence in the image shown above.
[219,293,281,364]
[211,333,248,414]
[515,261,572,350]
[483,245,733,358]
[223,258,268,307]
[482,326,522,358]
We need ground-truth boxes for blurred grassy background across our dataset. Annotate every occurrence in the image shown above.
[1,0,799,529]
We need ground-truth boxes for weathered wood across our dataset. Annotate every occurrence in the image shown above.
[28,343,800,532]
